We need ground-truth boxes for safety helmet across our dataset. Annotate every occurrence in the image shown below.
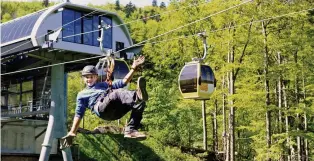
[81,65,98,76]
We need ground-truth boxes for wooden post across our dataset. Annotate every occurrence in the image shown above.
[202,100,207,150]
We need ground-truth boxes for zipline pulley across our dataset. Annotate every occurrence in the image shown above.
[96,21,130,84]
[97,20,112,54]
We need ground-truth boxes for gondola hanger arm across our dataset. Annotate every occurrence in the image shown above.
[191,31,208,63]
[97,20,112,56]
[198,31,208,60]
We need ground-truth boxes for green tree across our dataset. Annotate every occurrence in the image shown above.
[115,0,120,10]
[124,1,136,18]
[3,0,314,160]
[160,2,166,9]
[152,0,158,7]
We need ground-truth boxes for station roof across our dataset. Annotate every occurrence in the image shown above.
[1,9,47,45]
[1,2,141,80]
[0,2,133,57]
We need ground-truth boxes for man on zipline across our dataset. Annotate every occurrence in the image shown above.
[65,56,148,141]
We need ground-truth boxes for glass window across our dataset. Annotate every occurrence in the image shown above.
[8,83,20,93]
[83,16,93,46]
[93,16,100,46]
[22,92,33,105]
[113,60,129,79]
[179,65,198,93]
[116,41,124,51]
[22,81,33,105]
[22,81,33,91]
[116,42,126,59]
[6,81,34,107]
[61,9,112,49]
[8,94,19,107]
[62,9,75,42]
[200,65,214,84]
[8,83,20,107]
[74,12,82,43]
[1,96,7,106]
[101,16,112,49]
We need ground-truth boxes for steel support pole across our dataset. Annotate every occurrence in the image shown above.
[39,92,56,161]
[202,100,208,150]
[61,73,73,161]
[39,65,72,161]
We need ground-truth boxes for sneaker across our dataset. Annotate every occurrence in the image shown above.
[124,130,147,140]
[136,77,148,101]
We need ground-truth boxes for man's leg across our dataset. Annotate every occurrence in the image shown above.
[97,89,136,120]
[96,77,148,138]
[124,101,145,132]
[124,77,148,139]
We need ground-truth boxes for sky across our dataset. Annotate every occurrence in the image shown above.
[4,0,171,7]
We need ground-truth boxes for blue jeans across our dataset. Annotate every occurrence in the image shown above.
[95,89,146,132]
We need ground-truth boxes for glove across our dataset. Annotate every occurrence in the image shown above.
[59,134,75,150]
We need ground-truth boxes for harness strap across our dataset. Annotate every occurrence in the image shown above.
[105,57,115,92]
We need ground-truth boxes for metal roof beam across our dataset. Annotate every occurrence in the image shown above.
[28,53,55,61]
[1,55,17,62]
[1,109,49,118]
[20,60,47,70]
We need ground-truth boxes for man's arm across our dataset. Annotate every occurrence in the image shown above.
[67,116,81,136]
[122,55,145,84]
[122,68,136,84]
[60,116,81,149]
[66,94,86,136]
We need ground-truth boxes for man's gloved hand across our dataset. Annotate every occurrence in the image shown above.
[60,132,76,150]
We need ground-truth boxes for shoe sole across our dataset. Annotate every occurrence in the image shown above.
[124,135,147,141]
[137,77,148,101]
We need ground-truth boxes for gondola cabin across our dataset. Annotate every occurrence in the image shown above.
[96,58,130,83]
[178,61,215,100]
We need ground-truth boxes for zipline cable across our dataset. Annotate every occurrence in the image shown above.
[121,0,251,47]
[2,9,99,55]
[142,7,314,45]
[62,29,100,39]
[0,0,263,76]
[61,0,251,40]
[2,1,209,54]
[112,0,210,28]
[61,4,314,40]
[209,7,314,33]
[61,0,211,39]
[3,6,312,72]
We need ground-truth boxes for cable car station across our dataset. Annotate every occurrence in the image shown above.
[1,2,140,160]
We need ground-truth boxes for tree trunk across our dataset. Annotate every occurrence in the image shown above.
[228,40,235,161]
[262,21,272,161]
[277,52,282,134]
[277,52,284,161]
[283,82,289,161]
[302,64,308,161]
[202,100,207,150]
[43,0,49,7]
[294,51,302,161]
[226,133,230,161]
[283,81,295,161]
[222,75,228,160]
[213,99,218,152]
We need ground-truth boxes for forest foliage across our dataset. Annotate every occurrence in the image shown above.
[1,0,314,160]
